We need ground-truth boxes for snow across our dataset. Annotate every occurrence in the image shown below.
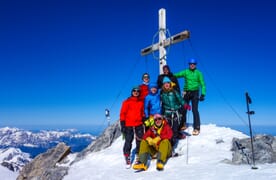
[64,124,276,180]
[23,143,38,147]
[0,166,18,180]
[1,124,276,180]
[0,147,31,163]
[0,148,23,180]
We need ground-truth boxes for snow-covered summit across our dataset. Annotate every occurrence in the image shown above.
[64,124,276,180]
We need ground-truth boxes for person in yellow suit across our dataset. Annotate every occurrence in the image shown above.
[133,114,173,171]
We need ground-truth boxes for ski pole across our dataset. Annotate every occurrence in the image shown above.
[234,141,250,165]
[186,104,191,164]
[245,92,258,170]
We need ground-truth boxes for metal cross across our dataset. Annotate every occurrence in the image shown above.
[141,8,190,74]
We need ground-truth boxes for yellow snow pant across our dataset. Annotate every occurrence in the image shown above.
[139,139,172,165]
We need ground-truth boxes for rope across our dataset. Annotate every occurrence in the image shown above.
[151,29,172,61]
[187,39,249,128]
[105,28,167,128]
[109,57,140,111]
[145,55,149,72]
[102,56,141,130]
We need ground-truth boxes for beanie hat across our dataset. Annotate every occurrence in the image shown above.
[162,76,171,84]
[149,83,158,89]
[131,86,140,92]
[142,73,150,80]
[163,65,170,72]
[153,113,163,119]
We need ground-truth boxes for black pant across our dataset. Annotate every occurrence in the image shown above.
[123,125,144,156]
[181,90,201,130]
[164,111,181,147]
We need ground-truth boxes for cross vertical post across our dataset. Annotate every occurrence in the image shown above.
[159,8,167,74]
[141,8,190,75]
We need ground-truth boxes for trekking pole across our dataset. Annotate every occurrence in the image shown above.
[245,92,258,170]
[234,141,250,165]
[186,105,191,164]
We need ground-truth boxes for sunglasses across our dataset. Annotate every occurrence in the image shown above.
[132,89,140,92]
[189,63,196,65]
[154,117,163,121]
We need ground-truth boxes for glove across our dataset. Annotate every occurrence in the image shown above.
[144,116,154,127]
[142,117,147,123]
[183,91,190,101]
[171,82,176,88]
[120,121,126,134]
[152,136,161,145]
[184,104,191,111]
[152,136,161,149]
[144,118,150,127]
[199,95,205,101]
[146,137,153,145]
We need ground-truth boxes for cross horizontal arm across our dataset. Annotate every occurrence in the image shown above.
[141,30,190,56]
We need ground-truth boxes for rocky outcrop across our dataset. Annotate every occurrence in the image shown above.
[1,161,15,171]
[17,142,71,180]
[74,120,121,162]
[15,120,121,180]
[231,134,276,164]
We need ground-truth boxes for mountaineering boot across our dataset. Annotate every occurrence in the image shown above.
[178,132,186,139]
[125,155,131,169]
[156,160,164,171]
[134,155,140,164]
[180,125,187,131]
[152,153,158,159]
[171,151,178,157]
[192,129,200,136]
[133,162,148,171]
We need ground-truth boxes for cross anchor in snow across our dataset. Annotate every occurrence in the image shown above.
[141,8,190,74]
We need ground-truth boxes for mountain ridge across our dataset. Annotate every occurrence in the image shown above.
[0,127,96,158]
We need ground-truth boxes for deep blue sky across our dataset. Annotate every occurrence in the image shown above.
[1,0,276,130]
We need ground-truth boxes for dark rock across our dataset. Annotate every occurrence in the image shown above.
[231,134,276,165]
[17,142,71,180]
[1,161,15,171]
[16,120,121,179]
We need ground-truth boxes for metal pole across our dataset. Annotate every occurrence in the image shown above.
[245,92,258,169]
[158,8,167,74]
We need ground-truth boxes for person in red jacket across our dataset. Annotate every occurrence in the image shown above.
[120,86,144,168]
[133,113,173,171]
[139,73,150,101]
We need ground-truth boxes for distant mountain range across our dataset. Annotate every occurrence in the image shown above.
[0,126,97,172]
[0,127,97,157]
[0,147,32,172]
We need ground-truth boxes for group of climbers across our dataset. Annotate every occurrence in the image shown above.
[119,58,206,171]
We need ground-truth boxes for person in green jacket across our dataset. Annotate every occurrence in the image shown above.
[174,58,206,136]
[160,77,185,148]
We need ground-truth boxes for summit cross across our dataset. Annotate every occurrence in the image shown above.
[141,8,190,74]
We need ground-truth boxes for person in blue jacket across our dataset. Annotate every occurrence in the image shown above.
[143,83,162,130]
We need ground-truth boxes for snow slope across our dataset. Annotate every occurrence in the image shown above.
[0,165,18,180]
[64,124,276,180]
